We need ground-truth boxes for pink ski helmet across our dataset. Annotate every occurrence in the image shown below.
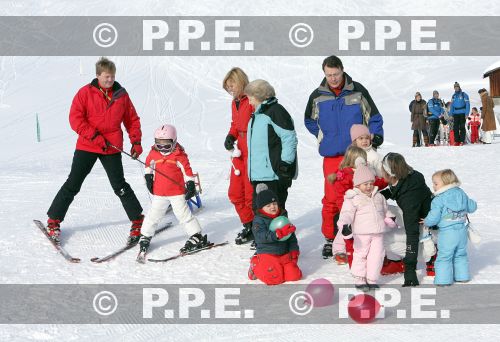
[154,124,177,141]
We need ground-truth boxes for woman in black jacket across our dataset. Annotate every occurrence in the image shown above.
[380,153,432,286]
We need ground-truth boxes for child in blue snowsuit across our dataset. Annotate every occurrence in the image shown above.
[423,169,477,285]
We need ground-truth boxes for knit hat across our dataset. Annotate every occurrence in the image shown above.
[353,164,375,186]
[255,184,278,208]
[350,124,370,142]
[433,90,439,96]
[454,82,461,89]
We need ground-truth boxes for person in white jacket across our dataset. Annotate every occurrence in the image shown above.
[350,124,383,177]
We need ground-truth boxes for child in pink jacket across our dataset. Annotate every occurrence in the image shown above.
[337,164,397,291]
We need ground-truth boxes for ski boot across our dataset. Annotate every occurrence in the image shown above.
[127,214,144,245]
[180,233,210,254]
[47,218,61,245]
[335,252,348,265]
[136,235,151,264]
[249,240,256,250]
[322,239,333,259]
[235,222,254,245]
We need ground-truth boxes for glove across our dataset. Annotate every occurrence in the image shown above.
[278,161,293,179]
[402,269,419,287]
[144,174,153,194]
[384,217,397,228]
[341,224,352,237]
[275,223,296,240]
[185,180,196,200]
[224,134,236,151]
[130,142,143,159]
[91,132,108,152]
[371,134,384,149]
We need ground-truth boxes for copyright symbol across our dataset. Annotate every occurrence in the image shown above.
[288,23,314,48]
[93,23,118,48]
[93,291,118,316]
[289,291,314,316]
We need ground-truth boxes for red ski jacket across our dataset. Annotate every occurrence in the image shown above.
[227,95,254,156]
[69,79,141,154]
[145,144,194,196]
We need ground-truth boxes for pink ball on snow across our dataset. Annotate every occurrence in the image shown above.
[304,278,335,307]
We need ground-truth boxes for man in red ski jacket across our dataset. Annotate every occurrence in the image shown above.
[46,57,144,244]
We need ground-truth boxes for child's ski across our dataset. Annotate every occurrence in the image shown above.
[91,222,173,263]
[148,241,229,263]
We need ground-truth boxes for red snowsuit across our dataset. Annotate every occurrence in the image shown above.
[226,95,254,224]
[69,80,141,154]
[467,113,481,143]
[145,144,194,196]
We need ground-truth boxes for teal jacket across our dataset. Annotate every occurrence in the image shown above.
[247,97,298,181]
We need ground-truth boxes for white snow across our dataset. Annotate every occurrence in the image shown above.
[1,1,500,341]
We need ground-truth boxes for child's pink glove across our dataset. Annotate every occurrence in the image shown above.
[384,217,398,228]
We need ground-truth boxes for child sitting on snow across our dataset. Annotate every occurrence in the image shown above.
[138,124,209,258]
[337,164,397,290]
[423,169,477,286]
[248,185,302,285]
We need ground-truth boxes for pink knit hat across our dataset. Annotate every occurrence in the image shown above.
[350,124,370,142]
[353,164,375,186]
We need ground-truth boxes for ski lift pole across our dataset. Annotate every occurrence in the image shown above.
[107,143,185,188]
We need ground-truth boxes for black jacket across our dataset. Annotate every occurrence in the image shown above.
[252,209,299,255]
[380,170,432,269]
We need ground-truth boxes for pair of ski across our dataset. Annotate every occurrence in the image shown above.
[33,219,227,263]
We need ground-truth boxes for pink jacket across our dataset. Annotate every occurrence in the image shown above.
[337,187,395,237]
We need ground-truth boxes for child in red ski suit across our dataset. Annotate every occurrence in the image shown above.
[248,186,301,285]
[467,107,481,144]
[337,164,397,290]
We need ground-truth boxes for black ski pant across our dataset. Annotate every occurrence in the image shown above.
[47,150,143,222]
[453,114,466,143]
[428,119,440,144]
[251,178,292,211]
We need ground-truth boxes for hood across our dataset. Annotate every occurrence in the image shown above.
[434,183,470,212]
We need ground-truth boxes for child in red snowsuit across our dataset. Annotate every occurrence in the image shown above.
[248,186,301,285]
[467,107,481,144]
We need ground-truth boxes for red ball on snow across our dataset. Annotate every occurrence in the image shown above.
[347,294,381,324]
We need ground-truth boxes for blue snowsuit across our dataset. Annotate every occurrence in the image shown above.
[424,184,477,285]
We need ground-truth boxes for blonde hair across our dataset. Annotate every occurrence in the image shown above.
[433,169,460,186]
[96,57,116,75]
[339,146,367,169]
[223,67,249,93]
[381,152,413,180]
[244,79,275,102]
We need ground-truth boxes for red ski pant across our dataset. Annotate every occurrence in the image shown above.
[249,253,302,285]
[470,124,479,143]
[228,155,254,225]
[321,156,344,240]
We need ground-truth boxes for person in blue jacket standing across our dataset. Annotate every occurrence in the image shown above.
[449,82,470,146]
[423,169,477,286]
[427,90,445,146]
[304,55,384,258]
[245,79,298,210]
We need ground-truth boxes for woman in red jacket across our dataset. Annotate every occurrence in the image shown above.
[46,57,144,245]
[222,68,255,246]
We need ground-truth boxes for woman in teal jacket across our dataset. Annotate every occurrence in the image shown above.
[423,169,477,286]
[245,79,298,209]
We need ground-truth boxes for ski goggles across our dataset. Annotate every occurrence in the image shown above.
[155,140,175,153]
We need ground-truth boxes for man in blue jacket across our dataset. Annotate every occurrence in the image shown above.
[449,82,470,146]
[427,90,445,146]
[304,55,384,258]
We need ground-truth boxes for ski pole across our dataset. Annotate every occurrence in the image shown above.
[108,143,185,188]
